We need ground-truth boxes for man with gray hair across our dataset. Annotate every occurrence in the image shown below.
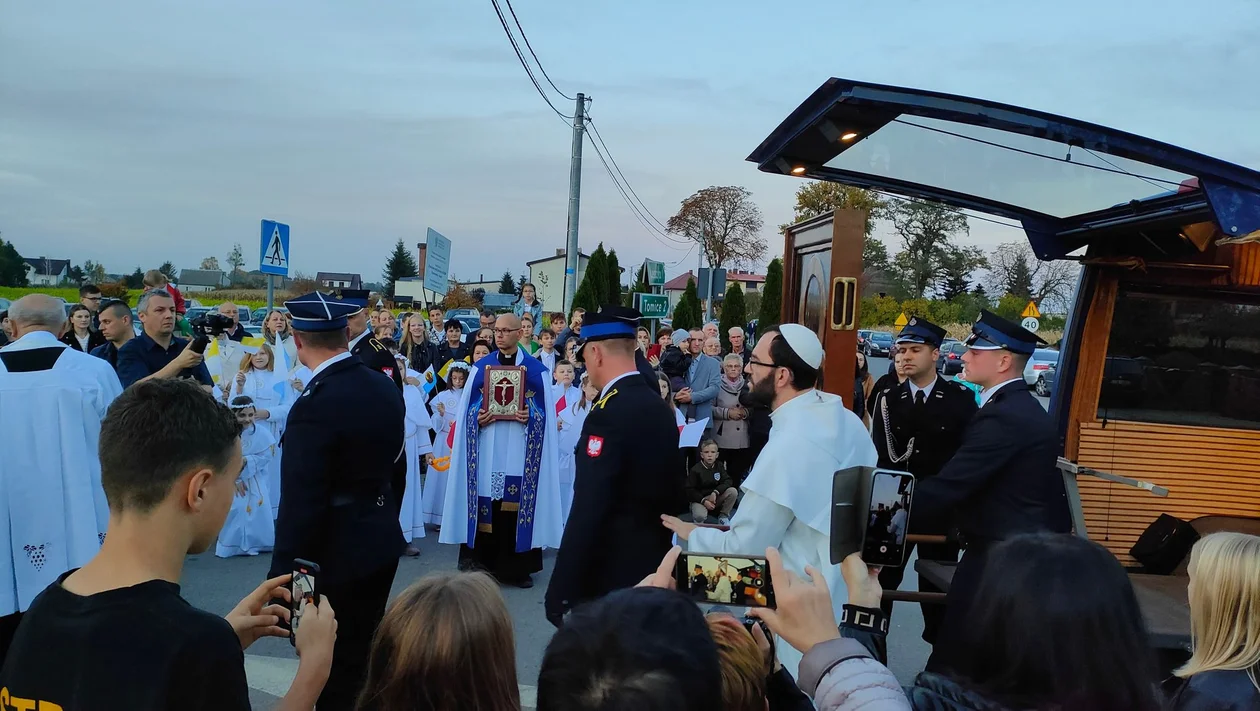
[116,289,211,389]
[0,294,122,661]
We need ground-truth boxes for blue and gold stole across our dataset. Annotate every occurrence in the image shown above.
[463,350,548,552]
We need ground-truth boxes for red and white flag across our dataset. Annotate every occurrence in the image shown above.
[555,394,567,415]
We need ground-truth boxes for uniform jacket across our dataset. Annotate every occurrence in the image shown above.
[352,333,404,391]
[914,381,1070,544]
[267,355,407,586]
[1169,669,1260,711]
[545,374,686,618]
[870,376,977,482]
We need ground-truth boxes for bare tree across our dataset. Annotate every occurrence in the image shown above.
[667,186,767,271]
[988,241,1078,311]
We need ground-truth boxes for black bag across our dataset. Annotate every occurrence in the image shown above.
[1130,514,1199,575]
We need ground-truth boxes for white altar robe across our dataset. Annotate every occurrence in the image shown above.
[235,368,293,519]
[399,368,434,543]
[0,332,122,615]
[555,400,589,524]
[688,388,877,677]
[439,351,564,551]
[215,424,276,557]
[423,387,462,526]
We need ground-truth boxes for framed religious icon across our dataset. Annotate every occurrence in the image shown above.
[483,365,527,420]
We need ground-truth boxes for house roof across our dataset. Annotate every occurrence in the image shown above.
[316,272,361,283]
[23,258,70,276]
[663,271,697,290]
[663,269,766,291]
[179,269,227,286]
[526,251,590,267]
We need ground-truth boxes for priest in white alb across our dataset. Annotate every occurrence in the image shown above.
[663,323,877,676]
[440,313,562,588]
[0,295,123,658]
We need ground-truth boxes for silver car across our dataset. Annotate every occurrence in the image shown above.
[1022,348,1061,388]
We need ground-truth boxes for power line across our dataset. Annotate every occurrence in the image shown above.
[586,117,679,236]
[488,0,572,122]
[585,131,690,252]
[501,0,574,101]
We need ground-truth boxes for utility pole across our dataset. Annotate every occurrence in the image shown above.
[563,93,586,314]
[696,246,707,322]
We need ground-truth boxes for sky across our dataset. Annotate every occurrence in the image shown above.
[2,0,1258,288]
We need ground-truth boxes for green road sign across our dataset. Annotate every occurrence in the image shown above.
[644,260,666,287]
[634,292,670,319]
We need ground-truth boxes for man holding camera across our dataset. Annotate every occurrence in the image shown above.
[116,289,213,390]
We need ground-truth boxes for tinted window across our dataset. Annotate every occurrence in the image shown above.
[1098,287,1260,430]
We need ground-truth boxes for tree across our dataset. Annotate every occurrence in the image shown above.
[159,262,178,281]
[936,245,988,300]
[718,282,748,351]
[779,181,888,238]
[442,283,481,310]
[757,258,783,332]
[124,267,145,289]
[987,241,1077,311]
[498,270,516,295]
[0,237,28,287]
[66,265,85,285]
[573,244,610,313]
[381,238,419,298]
[516,273,528,296]
[671,278,701,332]
[469,288,486,304]
[226,243,245,275]
[200,256,220,271]
[886,200,970,298]
[667,186,767,273]
[605,249,622,306]
[82,260,107,284]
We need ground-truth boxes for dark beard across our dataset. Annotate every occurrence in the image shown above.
[744,373,776,409]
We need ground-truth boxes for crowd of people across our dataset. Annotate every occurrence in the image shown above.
[1,279,1258,711]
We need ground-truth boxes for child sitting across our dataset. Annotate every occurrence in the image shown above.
[686,440,737,525]
[658,330,693,395]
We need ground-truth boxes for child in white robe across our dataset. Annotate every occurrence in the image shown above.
[556,374,599,524]
[228,345,293,519]
[551,360,582,414]
[216,397,276,557]
[397,355,434,553]
[422,362,469,529]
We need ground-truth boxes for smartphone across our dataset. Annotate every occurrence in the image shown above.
[289,559,320,646]
[862,471,915,567]
[675,552,775,608]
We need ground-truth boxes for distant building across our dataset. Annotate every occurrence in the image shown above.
[527,248,590,313]
[317,272,362,290]
[178,269,230,293]
[22,257,70,286]
[663,269,765,315]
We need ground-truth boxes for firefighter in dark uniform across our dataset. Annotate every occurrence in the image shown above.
[868,317,977,645]
[341,289,405,391]
[913,310,1071,674]
[267,291,407,710]
[545,305,686,627]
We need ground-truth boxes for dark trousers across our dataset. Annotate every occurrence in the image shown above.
[720,447,755,488]
[878,539,958,645]
[0,611,23,669]
[457,501,543,582]
[925,542,992,675]
[317,560,399,710]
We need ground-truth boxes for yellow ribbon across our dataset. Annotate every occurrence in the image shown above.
[430,456,451,472]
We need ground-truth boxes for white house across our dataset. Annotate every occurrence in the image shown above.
[178,269,230,293]
[22,257,70,286]
[527,248,590,314]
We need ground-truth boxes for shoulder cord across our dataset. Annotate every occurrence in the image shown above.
[880,394,915,464]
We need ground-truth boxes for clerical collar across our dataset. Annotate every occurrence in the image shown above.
[599,370,639,401]
[909,376,938,399]
[979,378,1023,407]
[497,348,519,366]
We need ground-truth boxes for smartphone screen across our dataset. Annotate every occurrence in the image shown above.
[290,560,319,643]
[675,552,775,608]
[862,471,915,566]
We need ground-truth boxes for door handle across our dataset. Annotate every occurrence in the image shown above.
[830,277,857,330]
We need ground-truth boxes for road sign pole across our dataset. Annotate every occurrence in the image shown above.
[266,275,274,311]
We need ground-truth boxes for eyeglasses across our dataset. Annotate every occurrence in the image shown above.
[492,328,518,335]
[747,358,779,369]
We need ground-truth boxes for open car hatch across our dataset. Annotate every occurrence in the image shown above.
[748,79,1260,259]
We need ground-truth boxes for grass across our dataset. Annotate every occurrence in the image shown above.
[0,286,270,309]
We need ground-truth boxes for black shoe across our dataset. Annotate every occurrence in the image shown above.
[516,576,534,589]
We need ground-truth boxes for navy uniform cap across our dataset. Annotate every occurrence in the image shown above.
[284,292,360,332]
[965,309,1046,356]
[339,289,371,316]
[574,304,641,362]
[896,316,946,348]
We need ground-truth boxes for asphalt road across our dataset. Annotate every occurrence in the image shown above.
[185,355,1046,708]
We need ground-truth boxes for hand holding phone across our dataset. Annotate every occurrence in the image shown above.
[674,552,775,608]
[289,559,321,647]
[862,471,915,567]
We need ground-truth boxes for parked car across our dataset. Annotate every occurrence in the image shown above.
[937,339,966,375]
[250,306,288,324]
[0,297,10,312]
[1022,348,1061,387]
[1035,363,1057,397]
[864,331,894,358]
[857,329,872,348]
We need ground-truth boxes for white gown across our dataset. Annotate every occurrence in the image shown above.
[0,332,122,615]
[215,425,276,557]
[687,388,878,678]
[556,400,590,524]
[423,387,462,527]
[233,368,293,518]
[398,369,433,543]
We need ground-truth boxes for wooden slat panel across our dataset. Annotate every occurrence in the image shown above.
[1077,420,1260,564]
[1229,243,1260,287]
[1065,273,1118,459]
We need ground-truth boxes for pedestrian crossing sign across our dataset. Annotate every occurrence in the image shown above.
[1021,300,1040,319]
[259,220,291,277]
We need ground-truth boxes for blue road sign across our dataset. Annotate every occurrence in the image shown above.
[259,220,290,277]
[423,228,452,295]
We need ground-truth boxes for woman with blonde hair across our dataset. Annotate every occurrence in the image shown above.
[355,571,520,711]
[1171,531,1260,709]
[262,309,298,369]
[231,343,292,518]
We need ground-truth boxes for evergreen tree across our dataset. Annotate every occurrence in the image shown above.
[124,267,145,289]
[672,277,701,332]
[498,270,515,294]
[0,238,28,287]
[1006,256,1034,300]
[718,282,747,352]
[605,249,622,306]
[630,264,650,312]
[571,276,600,315]
[381,238,419,298]
[758,258,783,331]
[575,244,610,311]
[516,273,528,296]
[159,261,178,282]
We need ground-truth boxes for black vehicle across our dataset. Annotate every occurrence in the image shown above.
[937,340,966,375]
[864,331,894,357]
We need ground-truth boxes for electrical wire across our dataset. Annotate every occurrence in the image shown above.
[488,0,572,122]
[501,0,574,101]
[585,132,691,252]
[586,117,682,238]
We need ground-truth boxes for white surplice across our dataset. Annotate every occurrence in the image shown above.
[423,386,462,526]
[233,368,293,519]
[215,424,276,557]
[555,400,590,523]
[688,388,878,677]
[399,369,434,543]
[0,331,123,615]
[439,351,564,550]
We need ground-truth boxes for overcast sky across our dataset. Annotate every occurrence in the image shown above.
[2,0,1257,285]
